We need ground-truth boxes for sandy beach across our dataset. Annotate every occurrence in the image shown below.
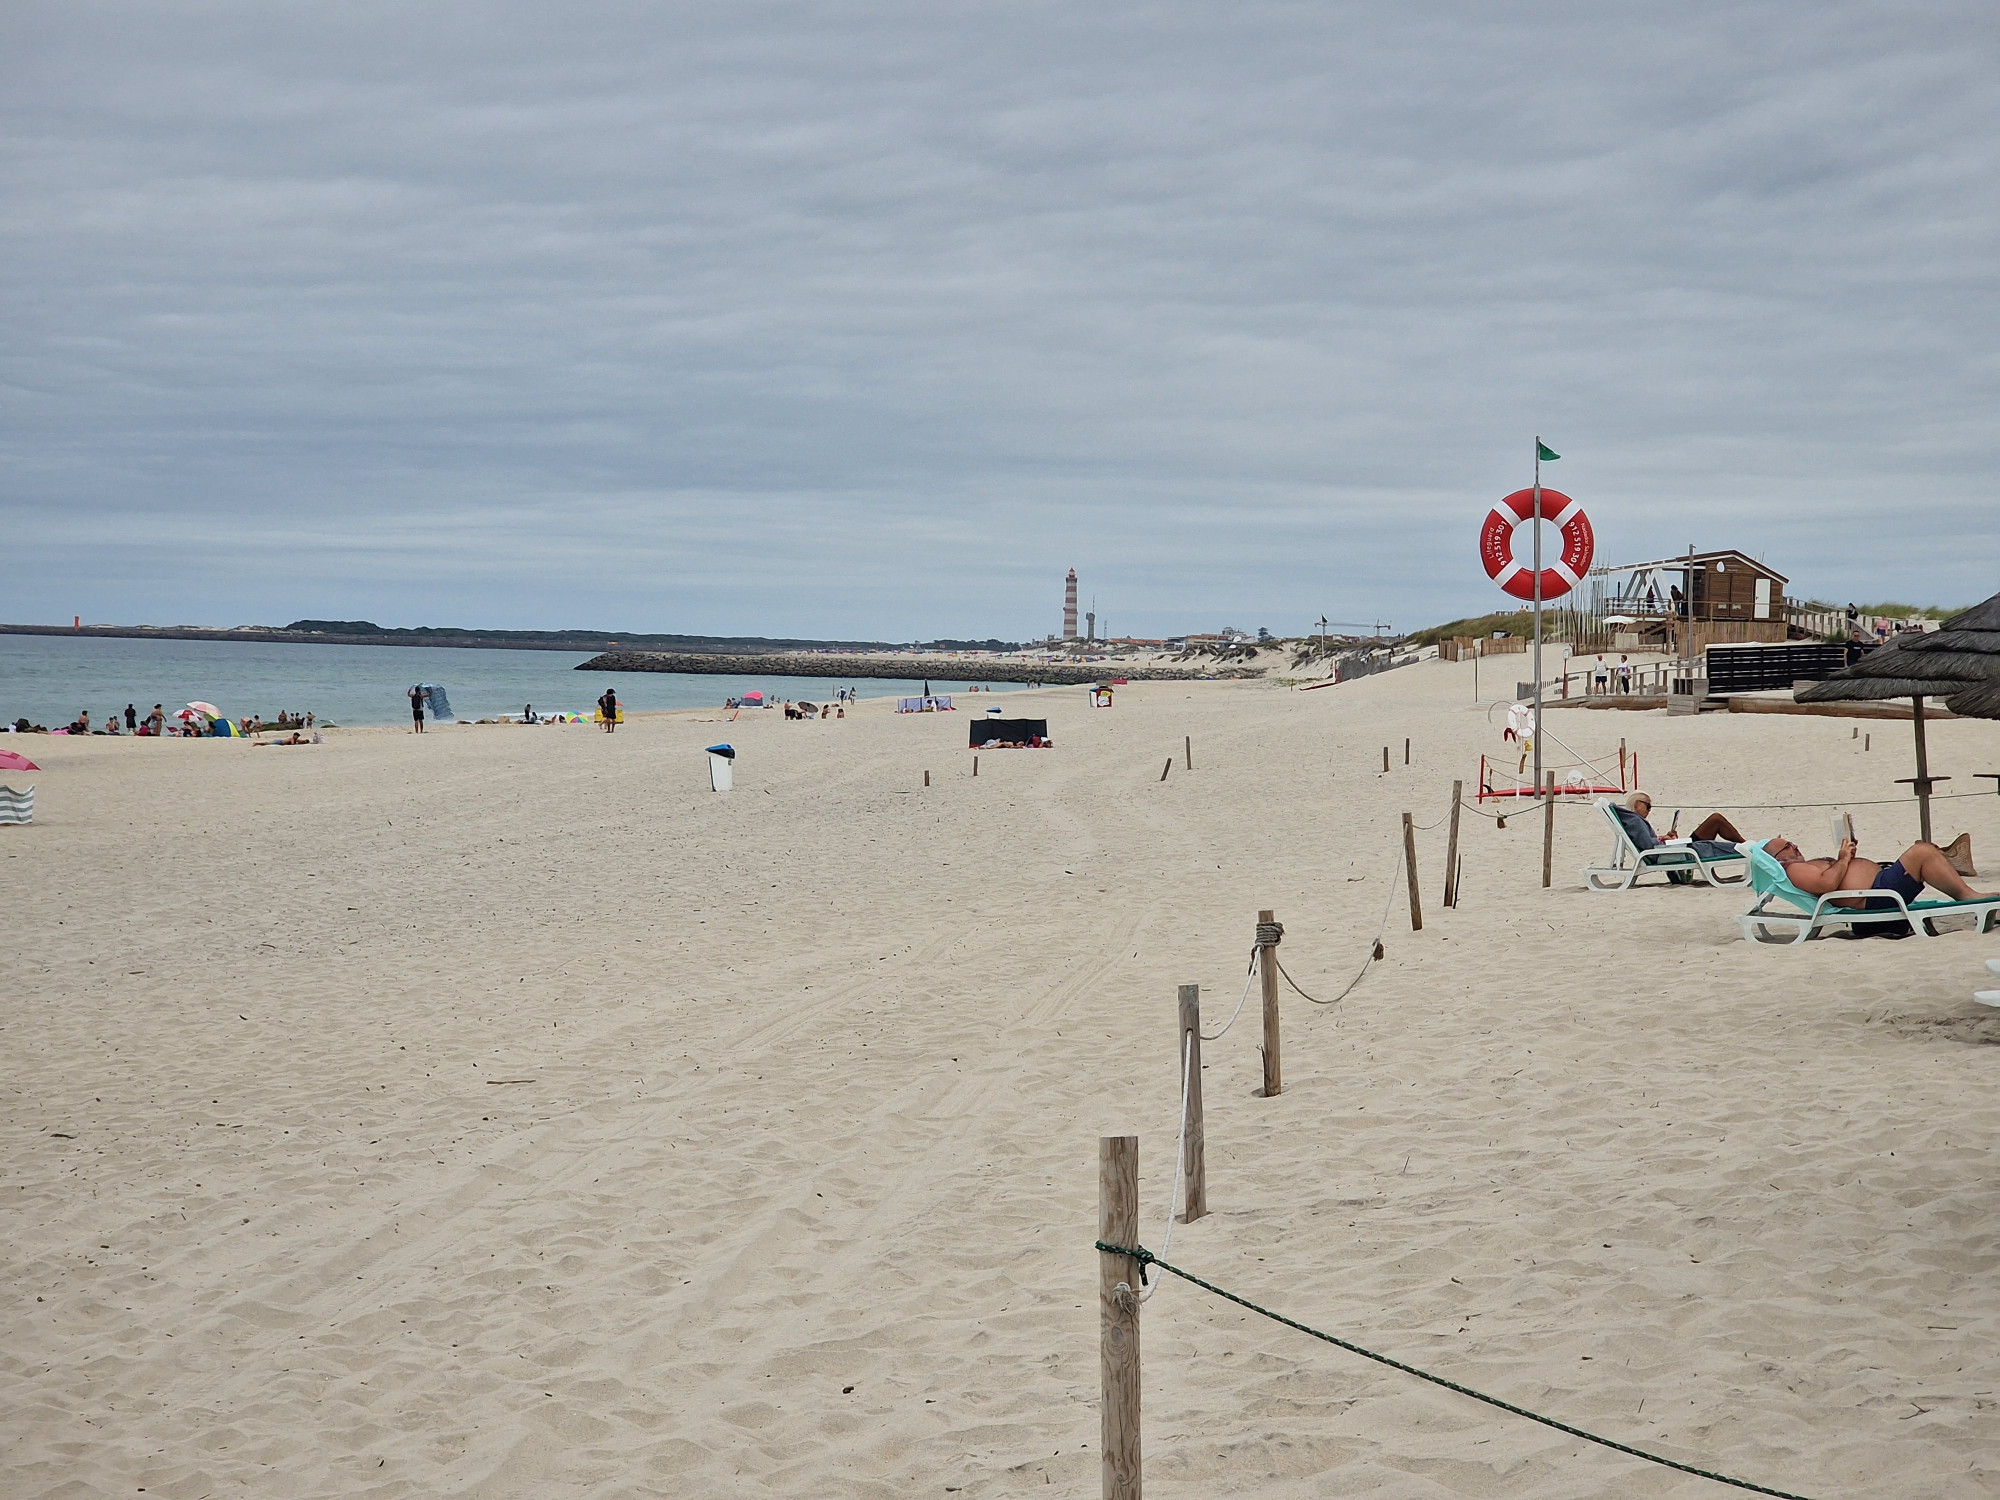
[6,660,2000,1498]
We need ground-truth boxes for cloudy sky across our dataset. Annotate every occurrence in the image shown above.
[4,2,1996,641]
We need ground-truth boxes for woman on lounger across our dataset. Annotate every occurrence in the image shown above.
[1764,835,1992,911]
[1616,792,1745,862]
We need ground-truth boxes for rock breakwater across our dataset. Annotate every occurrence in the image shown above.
[574,651,1250,685]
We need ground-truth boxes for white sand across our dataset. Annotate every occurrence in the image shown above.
[5,664,1999,1497]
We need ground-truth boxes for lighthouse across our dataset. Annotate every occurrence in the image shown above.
[1063,569,1079,641]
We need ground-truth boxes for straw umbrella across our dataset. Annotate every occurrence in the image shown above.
[1794,593,2000,841]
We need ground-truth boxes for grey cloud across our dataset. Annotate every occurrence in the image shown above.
[3,1,1997,639]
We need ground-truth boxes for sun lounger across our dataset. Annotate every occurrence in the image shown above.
[1977,957,2000,1007]
[1582,798,1746,891]
[0,785,33,825]
[1735,839,2000,944]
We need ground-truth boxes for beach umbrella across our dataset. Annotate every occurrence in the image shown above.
[186,701,222,718]
[0,749,38,772]
[1795,592,2000,841]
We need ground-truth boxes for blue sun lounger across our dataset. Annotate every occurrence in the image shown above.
[1735,838,2000,944]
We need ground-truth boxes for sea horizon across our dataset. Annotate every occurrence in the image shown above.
[0,632,1031,731]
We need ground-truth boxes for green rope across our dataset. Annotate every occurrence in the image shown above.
[1094,1241,1817,1500]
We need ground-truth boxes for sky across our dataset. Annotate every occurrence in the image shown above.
[3,1,1997,642]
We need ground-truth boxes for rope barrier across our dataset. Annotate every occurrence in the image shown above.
[1650,790,1999,812]
[1201,967,1259,1042]
[1289,845,1403,1008]
[1133,1042,1195,1304]
[1093,1241,1820,1500]
[1270,952,1329,1004]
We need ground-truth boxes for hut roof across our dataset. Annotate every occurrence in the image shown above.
[1794,593,2000,714]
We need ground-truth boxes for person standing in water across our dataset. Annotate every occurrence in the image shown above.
[124,704,137,732]
[598,687,619,732]
[409,685,426,733]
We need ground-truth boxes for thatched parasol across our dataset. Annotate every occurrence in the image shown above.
[1795,593,2000,840]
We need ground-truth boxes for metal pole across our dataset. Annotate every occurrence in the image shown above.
[1531,439,1544,801]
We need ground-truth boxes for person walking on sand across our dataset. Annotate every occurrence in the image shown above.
[409,685,425,733]
[598,688,619,732]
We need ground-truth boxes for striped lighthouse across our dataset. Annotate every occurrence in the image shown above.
[1063,568,1079,641]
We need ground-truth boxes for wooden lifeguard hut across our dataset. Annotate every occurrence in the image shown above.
[1595,549,1788,653]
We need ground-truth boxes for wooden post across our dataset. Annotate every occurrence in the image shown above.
[972,755,979,776]
[924,769,930,787]
[1443,779,1463,908]
[1257,912,1281,1098]
[1382,746,1390,773]
[1159,758,1171,782]
[1542,789,1555,889]
[1184,735,1192,771]
[1099,1136,1141,1500]
[1912,696,1934,845]
[1178,986,1206,1221]
[1865,733,1871,752]
[1401,815,1423,931]
[1404,737,1410,765]
[1618,738,1627,785]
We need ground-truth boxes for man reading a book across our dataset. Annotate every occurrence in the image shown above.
[1765,834,1991,911]
[1617,792,1745,862]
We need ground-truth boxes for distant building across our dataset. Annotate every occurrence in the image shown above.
[1063,569,1079,641]
[1593,549,1790,648]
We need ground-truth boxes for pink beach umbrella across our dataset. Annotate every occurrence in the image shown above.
[0,749,38,772]
[185,701,222,718]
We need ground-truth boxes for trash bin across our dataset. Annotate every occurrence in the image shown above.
[705,743,735,792]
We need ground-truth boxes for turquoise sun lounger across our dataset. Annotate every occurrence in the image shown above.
[1735,839,2000,945]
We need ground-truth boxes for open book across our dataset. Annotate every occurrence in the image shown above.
[1830,811,1856,851]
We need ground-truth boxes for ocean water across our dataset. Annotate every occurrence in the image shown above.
[0,634,1031,730]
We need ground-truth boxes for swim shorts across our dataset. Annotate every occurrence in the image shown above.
[1862,860,1922,911]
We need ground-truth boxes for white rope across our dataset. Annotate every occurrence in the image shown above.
[1131,1034,1194,1304]
[1201,967,1259,1042]
[1536,723,1618,785]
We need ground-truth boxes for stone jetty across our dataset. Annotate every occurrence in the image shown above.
[574,651,1249,685]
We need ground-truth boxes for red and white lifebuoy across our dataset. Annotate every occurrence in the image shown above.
[1479,488,1593,601]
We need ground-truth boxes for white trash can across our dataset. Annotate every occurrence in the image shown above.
[705,743,735,792]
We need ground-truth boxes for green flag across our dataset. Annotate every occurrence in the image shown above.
[1536,440,1560,461]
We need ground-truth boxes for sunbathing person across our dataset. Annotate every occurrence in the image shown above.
[1616,791,1745,861]
[1764,835,1992,911]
